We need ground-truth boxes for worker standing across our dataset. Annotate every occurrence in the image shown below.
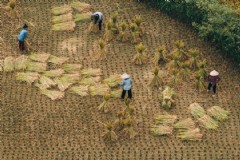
[91,12,103,31]
[120,73,133,99]
[207,70,220,97]
[18,24,28,52]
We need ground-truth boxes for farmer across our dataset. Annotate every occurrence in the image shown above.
[120,73,133,99]
[18,24,28,52]
[91,11,103,31]
[207,70,220,97]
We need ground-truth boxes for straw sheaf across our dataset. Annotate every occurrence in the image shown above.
[189,103,206,119]
[79,76,101,85]
[41,89,64,100]
[81,68,103,77]
[16,72,40,84]
[43,69,65,77]
[89,84,110,96]
[150,125,173,136]
[52,12,73,24]
[70,2,91,13]
[3,56,15,72]
[69,85,89,96]
[62,63,82,73]
[52,21,76,31]
[52,5,72,16]
[207,106,230,121]
[29,53,51,63]
[103,74,122,88]
[26,61,47,72]
[48,55,69,65]
[74,12,92,24]
[14,55,29,71]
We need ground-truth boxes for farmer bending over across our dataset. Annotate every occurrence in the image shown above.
[91,12,103,31]
[18,24,28,52]
[120,73,133,99]
[207,70,220,97]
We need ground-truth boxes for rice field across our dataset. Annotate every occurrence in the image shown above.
[0,0,240,159]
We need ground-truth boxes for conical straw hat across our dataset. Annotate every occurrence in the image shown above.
[210,70,219,76]
[121,73,130,79]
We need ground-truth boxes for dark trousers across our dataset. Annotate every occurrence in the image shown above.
[99,20,102,30]
[121,89,132,99]
[19,41,25,51]
[208,83,216,94]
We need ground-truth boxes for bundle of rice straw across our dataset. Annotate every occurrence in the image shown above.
[197,114,219,130]
[48,55,69,65]
[54,74,80,91]
[16,72,40,84]
[150,125,173,136]
[52,21,76,31]
[81,68,102,77]
[98,94,111,113]
[89,84,110,96]
[14,55,29,71]
[41,89,64,100]
[52,5,72,16]
[43,69,65,77]
[36,75,56,89]
[52,13,73,24]
[207,106,230,121]
[79,76,101,85]
[70,1,91,13]
[62,63,82,73]
[29,53,50,63]
[161,86,175,109]
[189,103,206,119]
[61,74,80,83]
[103,74,122,88]
[173,118,196,130]
[26,62,47,72]
[74,12,91,24]
[154,114,178,125]
[69,85,89,96]
[110,89,122,98]
[177,128,203,141]
[3,56,15,72]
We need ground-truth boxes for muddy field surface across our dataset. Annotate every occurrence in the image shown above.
[0,0,240,159]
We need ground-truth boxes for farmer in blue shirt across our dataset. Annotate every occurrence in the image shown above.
[91,12,103,31]
[18,24,28,51]
[120,73,133,99]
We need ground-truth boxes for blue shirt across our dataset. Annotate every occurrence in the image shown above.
[120,78,132,90]
[18,29,28,42]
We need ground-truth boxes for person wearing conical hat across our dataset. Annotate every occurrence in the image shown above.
[120,73,132,99]
[207,70,220,97]
[91,11,103,31]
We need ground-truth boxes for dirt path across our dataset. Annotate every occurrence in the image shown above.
[0,0,240,159]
